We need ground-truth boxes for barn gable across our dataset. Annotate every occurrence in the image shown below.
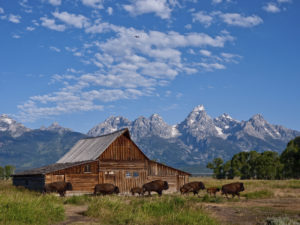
[57,128,134,163]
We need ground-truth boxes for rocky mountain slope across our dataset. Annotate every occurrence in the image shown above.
[88,105,300,167]
[1,105,299,170]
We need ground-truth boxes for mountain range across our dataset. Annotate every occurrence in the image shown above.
[0,106,299,172]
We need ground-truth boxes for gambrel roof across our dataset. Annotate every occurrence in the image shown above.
[57,128,133,163]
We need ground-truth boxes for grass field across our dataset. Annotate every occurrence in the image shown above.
[1,178,300,225]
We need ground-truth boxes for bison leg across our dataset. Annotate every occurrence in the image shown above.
[157,190,162,196]
[237,193,240,199]
[148,191,151,196]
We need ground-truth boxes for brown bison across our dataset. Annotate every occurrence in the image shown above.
[206,187,220,197]
[180,181,205,196]
[142,180,169,196]
[94,183,120,195]
[43,181,73,197]
[221,182,244,199]
[130,187,143,196]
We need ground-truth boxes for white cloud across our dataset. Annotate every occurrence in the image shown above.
[50,46,61,52]
[220,52,242,63]
[123,0,172,19]
[17,21,235,121]
[277,0,292,3]
[8,14,21,23]
[185,24,192,29]
[12,34,21,39]
[48,0,62,6]
[219,13,263,27]
[52,11,90,28]
[81,0,104,9]
[199,62,226,71]
[40,17,66,31]
[192,11,213,27]
[200,49,212,57]
[107,7,113,15]
[26,26,35,31]
[212,0,222,4]
[0,8,4,14]
[263,3,281,13]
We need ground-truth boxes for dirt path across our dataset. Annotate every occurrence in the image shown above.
[203,197,300,225]
[55,205,99,225]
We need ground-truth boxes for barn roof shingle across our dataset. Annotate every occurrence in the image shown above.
[57,128,129,163]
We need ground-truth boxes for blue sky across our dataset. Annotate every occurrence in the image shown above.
[0,0,299,133]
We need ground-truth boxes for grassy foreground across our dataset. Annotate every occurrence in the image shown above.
[85,195,219,225]
[0,180,64,225]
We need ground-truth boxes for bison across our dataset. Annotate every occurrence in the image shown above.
[206,187,220,197]
[221,182,244,199]
[142,180,169,196]
[94,183,120,195]
[43,181,73,197]
[130,187,143,196]
[180,181,205,196]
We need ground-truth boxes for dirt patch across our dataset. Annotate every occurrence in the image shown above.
[203,197,300,225]
[55,205,99,225]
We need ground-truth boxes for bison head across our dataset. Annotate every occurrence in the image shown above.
[114,186,120,194]
[163,181,169,190]
[199,182,205,190]
[216,188,220,192]
[240,183,245,191]
[66,182,73,191]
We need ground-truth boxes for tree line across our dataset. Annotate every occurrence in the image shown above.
[207,136,300,179]
[0,165,15,180]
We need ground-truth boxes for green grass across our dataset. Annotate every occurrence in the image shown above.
[242,189,274,199]
[64,195,92,205]
[86,195,219,225]
[0,180,65,225]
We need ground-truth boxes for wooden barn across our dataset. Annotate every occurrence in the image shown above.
[12,128,190,194]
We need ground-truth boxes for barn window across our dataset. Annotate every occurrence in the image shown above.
[105,171,115,175]
[133,172,139,177]
[84,164,91,173]
[126,171,131,178]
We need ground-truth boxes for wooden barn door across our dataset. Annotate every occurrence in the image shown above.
[98,171,104,184]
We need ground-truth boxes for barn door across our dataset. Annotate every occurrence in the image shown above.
[98,171,104,184]
[104,171,116,184]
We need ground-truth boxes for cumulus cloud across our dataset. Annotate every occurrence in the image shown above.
[123,0,172,19]
[192,11,263,28]
[48,0,61,6]
[192,11,213,27]
[40,16,66,31]
[81,0,104,9]
[200,49,212,57]
[219,13,263,27]
[0,8,4,14]
[52,11,90,28]
[263,3,281,13]
[8,14,21,23]
[107,7,113,15]
[17,23,235,121]
[50,46,61,52]
[12,34,21,39]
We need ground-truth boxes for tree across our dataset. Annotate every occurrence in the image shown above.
[254,151,282,180]
[4,165,15,180]
[0,166,4,180]
[207,157,226,179]
[280,136,300,178]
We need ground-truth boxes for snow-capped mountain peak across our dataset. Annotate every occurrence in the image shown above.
[0,114,31,137]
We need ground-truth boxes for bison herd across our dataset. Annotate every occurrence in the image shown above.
[43,180,244,199]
